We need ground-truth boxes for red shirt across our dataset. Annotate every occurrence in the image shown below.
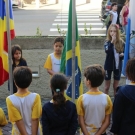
[123,6,129,25]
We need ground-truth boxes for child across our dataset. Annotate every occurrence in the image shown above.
[104,24,125,96]
[6,67,42,135]
[42,73,78,135]
[111,58,135,135]
[0,108,8,135]
[10,44,27,93]
[77,64,112,135]
[107,2,118,31]
[44,37,64,76]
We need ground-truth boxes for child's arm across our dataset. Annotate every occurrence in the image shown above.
[110,14,113,22]
[16,119,28,135]
[95,95,112,135]
[94,114,110,135]
[47,69,56,76]
[6,98,28,134]
[78,115,89,135]
[0,108,8,127]
[77,95,89,135]
[120,6,126,26]
[32,94,42,134]
[32,118,39,135]
[44,55,54,75]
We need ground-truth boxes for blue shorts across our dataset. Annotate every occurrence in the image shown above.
[105,70,121,80]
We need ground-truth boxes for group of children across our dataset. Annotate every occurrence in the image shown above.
[0,21,135,135]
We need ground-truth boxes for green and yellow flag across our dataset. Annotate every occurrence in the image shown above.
[60,0,83,103]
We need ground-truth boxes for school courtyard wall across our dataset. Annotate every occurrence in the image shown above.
[0,37,126,99]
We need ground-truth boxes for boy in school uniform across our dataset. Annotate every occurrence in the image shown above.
[77,64,112,135]
[6,66,42,135]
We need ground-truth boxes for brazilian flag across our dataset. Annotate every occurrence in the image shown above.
[60,0,83,103]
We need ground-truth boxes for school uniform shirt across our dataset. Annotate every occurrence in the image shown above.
[111,85,135,135]
[44,52,61,73]
[0,108,8,135]
[77,91,112,135]
[104,41,124,70]
[109,11,118,24]
[42,100,78,135]
[6,92,42,135]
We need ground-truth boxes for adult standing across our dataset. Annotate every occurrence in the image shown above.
[120,0,130,34]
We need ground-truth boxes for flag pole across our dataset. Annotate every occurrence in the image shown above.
[5,0,13,95]
[72,0,76,103]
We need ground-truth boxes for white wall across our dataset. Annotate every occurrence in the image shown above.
[129,0,135,31]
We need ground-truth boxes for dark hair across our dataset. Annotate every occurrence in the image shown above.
[111,2,117,9]
[50,74,67,109]
[54,37,64,46]
[12,44,24,66]
[84,64,105,87]
[126,58,135,82]
[13,66,32,89]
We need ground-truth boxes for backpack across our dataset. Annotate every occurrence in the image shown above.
[102,13,111,28]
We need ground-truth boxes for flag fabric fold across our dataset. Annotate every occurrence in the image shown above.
[60,0,83,103]
[0,0,15,85]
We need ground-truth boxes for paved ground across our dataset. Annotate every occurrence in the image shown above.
[12,0,106,36]
[1,98,113,135]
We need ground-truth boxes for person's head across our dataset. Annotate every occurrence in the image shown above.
[111,2,118,11]
[126,58,135,82]
[53,37,64,55]
[13,66,32,89]
[84,64,105,88]
[50,73,67,109]
[125,0,130,5]
[12,44,22,62]
[107,24,120,40]
[107,24,124,53]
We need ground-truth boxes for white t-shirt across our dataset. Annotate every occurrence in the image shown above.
[109,11,118,24]
[44,53,61,73]
[114,48,119,69]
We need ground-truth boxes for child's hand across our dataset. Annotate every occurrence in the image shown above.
[119,53,124,57]
[111,34,116,43]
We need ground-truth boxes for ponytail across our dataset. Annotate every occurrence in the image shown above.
[50,74,68,109]
[53,89,66,109]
